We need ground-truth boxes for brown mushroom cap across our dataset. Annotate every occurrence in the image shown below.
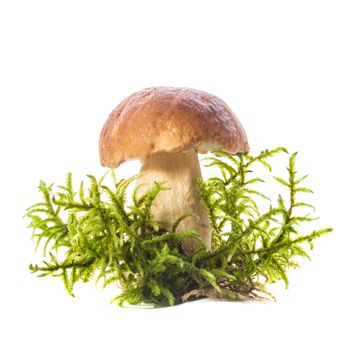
[99,87,249,168]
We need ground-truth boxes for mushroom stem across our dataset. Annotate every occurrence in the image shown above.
[135,150,211,255]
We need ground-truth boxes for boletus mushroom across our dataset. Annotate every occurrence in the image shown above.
[99,87,249,255]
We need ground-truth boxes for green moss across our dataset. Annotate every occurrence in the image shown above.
[25,148,332,306]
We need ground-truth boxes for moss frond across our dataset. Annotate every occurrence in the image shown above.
[25,148,331,306]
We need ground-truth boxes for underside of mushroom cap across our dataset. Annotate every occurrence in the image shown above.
[99,87,249,168]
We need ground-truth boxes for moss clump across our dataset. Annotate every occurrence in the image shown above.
[26,148,331,306]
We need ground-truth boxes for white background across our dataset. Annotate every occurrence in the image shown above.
[1,0,349,349]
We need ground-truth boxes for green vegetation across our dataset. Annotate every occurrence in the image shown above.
[25,148,331,306]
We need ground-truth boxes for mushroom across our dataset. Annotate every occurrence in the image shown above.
[99,87,249,255]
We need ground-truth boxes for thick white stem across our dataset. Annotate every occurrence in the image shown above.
[135,150,211,255]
